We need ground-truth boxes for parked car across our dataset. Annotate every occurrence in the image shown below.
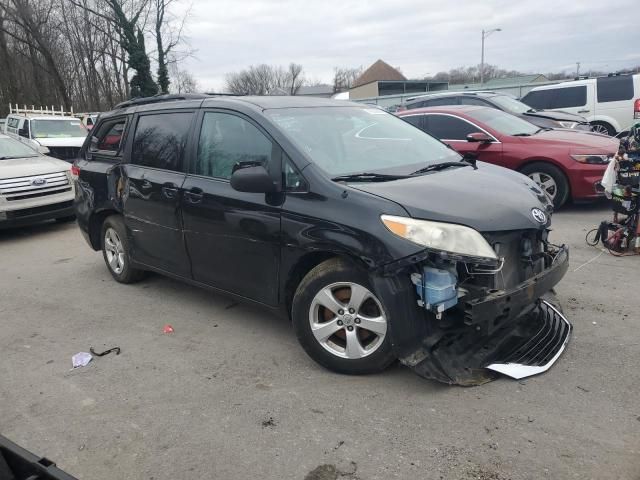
[404,91,592,132]
[398,105,619,207]
[4,110,88,161]
[0,134,75,228]
[74,94,571,385]
[77,112,99,130]
[521,73,640,136]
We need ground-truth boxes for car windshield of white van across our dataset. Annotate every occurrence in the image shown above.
[266,106,461,176]
[0,137,39,159]
[31,119,87,139]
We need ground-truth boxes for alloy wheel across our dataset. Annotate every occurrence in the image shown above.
[527,172,557,201]
[309,282,387,359]
[591,124,610,135]
[104,227,125,275]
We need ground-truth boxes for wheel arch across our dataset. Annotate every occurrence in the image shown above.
[589,116,619,134]
[88,209,121,250]
[283,250,370,320]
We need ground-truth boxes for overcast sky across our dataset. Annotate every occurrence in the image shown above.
[174,0,639,92]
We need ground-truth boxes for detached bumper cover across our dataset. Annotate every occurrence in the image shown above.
[485,300,571,379]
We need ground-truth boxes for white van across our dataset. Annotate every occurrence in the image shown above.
[521,74,640,136]
[4,109,88,162]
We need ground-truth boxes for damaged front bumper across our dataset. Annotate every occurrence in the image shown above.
[373,243,571,386]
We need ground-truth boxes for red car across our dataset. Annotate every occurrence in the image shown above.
[398,105,619,207]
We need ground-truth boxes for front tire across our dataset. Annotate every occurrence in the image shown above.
[100,215,145,283]
[521,162,570,208]
[291,258,395,375]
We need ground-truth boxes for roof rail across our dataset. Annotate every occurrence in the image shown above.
[8,103,74,116]
[113,93,210,110]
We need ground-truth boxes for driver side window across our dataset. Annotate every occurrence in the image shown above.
[194,112,273,180]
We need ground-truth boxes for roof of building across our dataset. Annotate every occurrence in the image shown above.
[449,74,549,91]
[353,60,407,87]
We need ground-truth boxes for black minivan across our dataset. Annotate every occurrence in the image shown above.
[74,95,571,385]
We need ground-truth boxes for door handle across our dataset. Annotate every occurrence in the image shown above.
[577,109,590,113]
[184,187,203,204]
[161,182,179,199]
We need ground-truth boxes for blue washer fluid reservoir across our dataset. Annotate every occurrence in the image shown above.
[411,266,458,318]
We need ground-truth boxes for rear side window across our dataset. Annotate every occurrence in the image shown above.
[522,86,586,109]
[460,97,490,107]
[193,112,273,180]
[402,115,423,129]
[424,97,460,107]
[597,76,634,103]
[7,118,19,128]
[424,114,477,140]
[91,118,126,153]
[131,112,192,171]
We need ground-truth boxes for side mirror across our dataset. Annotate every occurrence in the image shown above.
[37,145,50,155]
[230,164,278,193]
[466,132,493,143]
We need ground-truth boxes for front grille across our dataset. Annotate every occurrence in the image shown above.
[47,147,80,161]
[6,200,73,219]
[0,171,70,201]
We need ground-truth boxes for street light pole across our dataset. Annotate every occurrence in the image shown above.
[480,28,501,85]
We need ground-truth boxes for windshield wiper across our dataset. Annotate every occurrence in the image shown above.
[411,160,476,175]
[331,172,410,182]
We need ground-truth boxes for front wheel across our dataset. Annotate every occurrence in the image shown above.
[590,121,615,136]
[521,162,570,208]
[291,258,395,375]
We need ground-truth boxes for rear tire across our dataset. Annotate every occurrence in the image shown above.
[590,121,615,136]
[291,258,395,375]
[100,215,145,284]
[521,162,570,208]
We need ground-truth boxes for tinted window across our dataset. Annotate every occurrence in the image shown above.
[460,97,491,107]
[194,112,272,179]
[92,118,126,152]
[597,76,634,102]
[402,115,422,128]
[424,115,478,140]
[424,97,459,107]
[131,112,192,171]
[522,86,586,109]
[406,100,427,110]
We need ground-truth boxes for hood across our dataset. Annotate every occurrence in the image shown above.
[349,162,552,232]
[35,136,86,148]
[523,109,587,123]
[521,129,619,153]
[0,155,71,179]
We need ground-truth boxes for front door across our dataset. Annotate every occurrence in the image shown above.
[181,110,282,305]
[423,113,503,164]
[122,110,195,276]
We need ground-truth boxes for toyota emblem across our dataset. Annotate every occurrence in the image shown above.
[531,208,547,224]
[31,177,47,186]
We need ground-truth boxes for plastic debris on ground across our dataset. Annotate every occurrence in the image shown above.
[163,324,174,334]
[72,352,92,368]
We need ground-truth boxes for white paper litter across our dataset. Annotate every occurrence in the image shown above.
[72,352,92,368]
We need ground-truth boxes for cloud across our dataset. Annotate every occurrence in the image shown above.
[175,0,638,91]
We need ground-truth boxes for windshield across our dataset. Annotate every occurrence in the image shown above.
[31,119,87,139]
[490,94,534,114]
[0,137,39,159]
[266,107,460,176]
[466,108,539,136]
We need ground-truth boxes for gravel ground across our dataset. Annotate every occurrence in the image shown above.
[1,202,638,480]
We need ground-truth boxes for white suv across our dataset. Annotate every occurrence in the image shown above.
[0,134,75,228]
[521,73,640,136]
[4,111,88,162]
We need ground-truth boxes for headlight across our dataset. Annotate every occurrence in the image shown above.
[381,215,498,262]
[558,121,577,129]
[570,154,610,164]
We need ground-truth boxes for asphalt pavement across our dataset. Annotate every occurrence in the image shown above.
[1,202,638,480]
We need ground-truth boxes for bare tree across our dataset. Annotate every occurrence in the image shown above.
[225,63,306,96]
[168,56,197,93]
[332,66,362,93]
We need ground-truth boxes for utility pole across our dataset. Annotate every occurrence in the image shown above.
[480,28,502,85]
[576,62,581,78]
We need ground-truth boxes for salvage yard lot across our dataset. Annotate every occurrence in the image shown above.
[1,203,638,480]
